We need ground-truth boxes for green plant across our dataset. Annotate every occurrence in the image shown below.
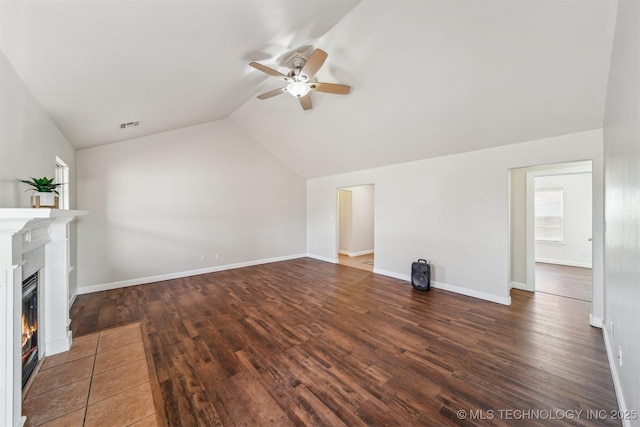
[19,177,62,195]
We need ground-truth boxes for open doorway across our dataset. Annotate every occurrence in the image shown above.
[509,159,603,326]
[533,172,593,301]
[337,184,374,272]
[509,160,594,298]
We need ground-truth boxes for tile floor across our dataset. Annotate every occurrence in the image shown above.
[22,322,158,427]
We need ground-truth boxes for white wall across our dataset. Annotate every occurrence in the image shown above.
[308,130,603,305]
[76,119,306,292]
[0,50,79,297]
[338,185,374,256]
[0,51,76,209]
[602,0,640,421]
[535,173,592,268]
[350,184,374,255]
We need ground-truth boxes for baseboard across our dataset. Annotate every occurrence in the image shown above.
[602,327,632,427]
[77,253,307,295]
[510,281,531,291]
[373,267,410,282]
[589,313,603,328]
[69,289,77,307]
[373,268,511,305]
[45,331,72,356]
[535,258,592,269]
[306,253,338,264]
[432,280,511,305]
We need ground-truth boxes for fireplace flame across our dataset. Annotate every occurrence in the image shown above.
[21,313,37,365]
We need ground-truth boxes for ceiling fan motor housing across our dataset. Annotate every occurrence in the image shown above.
[288,57,308,81]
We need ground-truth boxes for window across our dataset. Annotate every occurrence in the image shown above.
[55,157,70,209]
[535,188,563,242]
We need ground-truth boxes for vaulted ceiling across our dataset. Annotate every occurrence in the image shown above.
[0,0,618,178]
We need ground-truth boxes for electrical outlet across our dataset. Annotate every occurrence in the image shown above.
[200,255,206,263]
[215,253,221,260]
[619,345,622,366]
[611,322,615,339]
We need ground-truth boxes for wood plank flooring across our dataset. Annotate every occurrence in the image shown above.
[337,253,374,272]
[536,262,592,302]
[70,258,619,426]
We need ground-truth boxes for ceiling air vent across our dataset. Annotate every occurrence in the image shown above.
[120,121,140,129]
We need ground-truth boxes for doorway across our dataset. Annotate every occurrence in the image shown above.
[533,172,593,301]
[337,184,375,272]
[509,159,603,326]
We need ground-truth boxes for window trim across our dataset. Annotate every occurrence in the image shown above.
[55,156,70,210]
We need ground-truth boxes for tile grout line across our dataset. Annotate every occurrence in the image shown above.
[84,323,153,426]
[28,332,100,427]
[81,332,100,427]
[26,323,155,426]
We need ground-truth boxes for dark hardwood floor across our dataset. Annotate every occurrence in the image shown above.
[536,262,592,302]
[70,258,618,426]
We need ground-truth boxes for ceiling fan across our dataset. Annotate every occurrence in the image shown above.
[249,48,350,111]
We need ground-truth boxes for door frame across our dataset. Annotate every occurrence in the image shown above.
[335,184,375,260]
[517,160,603,327]
[525,162,593,290]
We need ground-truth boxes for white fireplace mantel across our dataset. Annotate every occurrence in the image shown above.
[0,208,88,427]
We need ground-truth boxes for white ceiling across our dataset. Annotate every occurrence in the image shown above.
[1,0,618,178]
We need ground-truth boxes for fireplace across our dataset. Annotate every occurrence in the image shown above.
[0,208,88,426]
[22,272,39,388]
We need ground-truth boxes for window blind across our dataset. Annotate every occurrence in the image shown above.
[535,188,563,242]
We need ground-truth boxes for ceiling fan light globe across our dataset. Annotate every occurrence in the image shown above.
[287,81,310,98]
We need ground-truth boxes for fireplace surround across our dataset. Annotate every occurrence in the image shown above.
[0,208,87,427]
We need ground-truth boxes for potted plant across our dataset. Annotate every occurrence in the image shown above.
[19,177,62,208]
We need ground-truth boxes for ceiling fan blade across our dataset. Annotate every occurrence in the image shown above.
[249,62,291,81]
[299,49,328,81]
[257,87,287,100]
[309,82,351,95]
[299,94,312,111]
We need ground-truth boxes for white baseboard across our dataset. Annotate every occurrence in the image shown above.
[306,253,338,264]
[589,314,603,328]
[510,281,531,291]
[433,280,511,305]
[339,249,374,257]
[602,327,632,427]
[69,290,77,307]
[77,253,307,295]
[372,268,511,305]
[373,267,410,281]
[535,258,592,268]
[79,254,509,305]
[45,331,72,356]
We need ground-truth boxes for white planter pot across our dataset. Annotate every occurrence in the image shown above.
[32,192,59,208]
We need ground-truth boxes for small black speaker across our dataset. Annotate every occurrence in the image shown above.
[411,259,431,291]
